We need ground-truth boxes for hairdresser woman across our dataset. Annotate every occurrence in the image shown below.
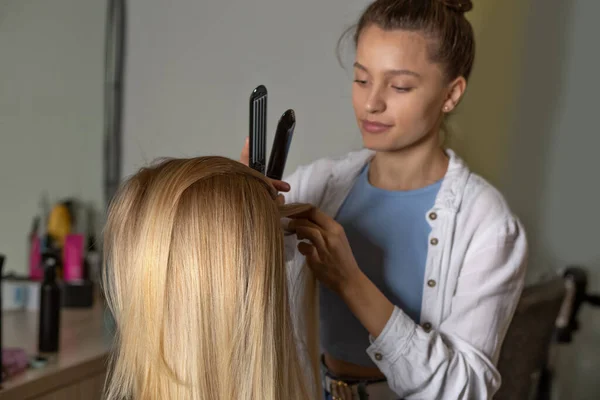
[241,1,526,399]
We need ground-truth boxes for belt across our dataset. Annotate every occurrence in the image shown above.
[321,358,398,400]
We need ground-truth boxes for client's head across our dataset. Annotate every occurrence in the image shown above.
[102,156,314,400]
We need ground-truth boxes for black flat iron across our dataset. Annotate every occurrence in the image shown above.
[248,85,268,174]
[266,109,296,181]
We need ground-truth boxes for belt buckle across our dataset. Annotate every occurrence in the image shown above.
[329,379,353,400]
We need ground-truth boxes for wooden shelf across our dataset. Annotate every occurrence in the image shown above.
[0,302,111,400]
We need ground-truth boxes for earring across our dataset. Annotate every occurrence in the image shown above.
[443,106,450,112]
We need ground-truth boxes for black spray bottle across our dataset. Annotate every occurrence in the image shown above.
[38,247,61,354]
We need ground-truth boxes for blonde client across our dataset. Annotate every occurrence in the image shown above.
[102,156,320,400]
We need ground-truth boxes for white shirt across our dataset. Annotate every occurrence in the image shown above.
[283,148,528,399]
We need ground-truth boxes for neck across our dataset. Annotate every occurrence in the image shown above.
[369,140,449,191]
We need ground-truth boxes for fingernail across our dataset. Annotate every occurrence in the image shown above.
[245,136,249,144]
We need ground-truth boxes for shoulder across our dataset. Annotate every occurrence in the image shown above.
[443,150,517,228]
[445,159,528,286]
[459,170,526,249]
[453,172,528,294]
[463,173,515,222]
[441,149,524,248]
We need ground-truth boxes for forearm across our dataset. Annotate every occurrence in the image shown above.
[340,271,395,338]
[366,309,501,399]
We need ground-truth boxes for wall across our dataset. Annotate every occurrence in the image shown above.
[506,0,600,398]
[448,0,528,185]
[457,0,600,398]
[0,0,105,275]
[122,0,371,177]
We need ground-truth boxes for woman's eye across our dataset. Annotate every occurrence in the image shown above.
[392,86,412,93]
[353,79,368,85]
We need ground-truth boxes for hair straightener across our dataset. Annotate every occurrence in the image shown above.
[249,85,296,180]
[249,85,268,174]
[266,109,296,180]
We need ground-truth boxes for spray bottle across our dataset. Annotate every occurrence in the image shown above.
[38,247,61,355]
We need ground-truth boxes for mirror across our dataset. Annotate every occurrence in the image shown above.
[0,0,110,279]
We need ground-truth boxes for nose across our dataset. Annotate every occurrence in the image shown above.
[365,86,386,114]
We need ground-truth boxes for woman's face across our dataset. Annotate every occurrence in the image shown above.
[352,25,460,152]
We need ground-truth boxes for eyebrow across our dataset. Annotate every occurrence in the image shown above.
[353,62,421,78]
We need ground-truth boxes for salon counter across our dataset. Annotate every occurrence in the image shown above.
[0,301,112,400]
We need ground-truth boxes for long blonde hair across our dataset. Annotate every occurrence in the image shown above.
[102,156,320,400]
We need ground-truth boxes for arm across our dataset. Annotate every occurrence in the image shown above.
[362,217,527,399]
[289,208,527,399]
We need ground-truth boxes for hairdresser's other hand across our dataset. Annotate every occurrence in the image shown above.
[288,207,395,339]
[239,137,290,198]
[287,208,363,295]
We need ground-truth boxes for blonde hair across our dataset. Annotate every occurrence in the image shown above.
[102,156,320,400]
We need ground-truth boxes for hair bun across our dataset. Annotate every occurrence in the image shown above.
[439,0,473,13]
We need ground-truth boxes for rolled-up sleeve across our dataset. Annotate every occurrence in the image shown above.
[366,217,528,399]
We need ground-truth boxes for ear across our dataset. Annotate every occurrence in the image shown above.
[442,76,467,113]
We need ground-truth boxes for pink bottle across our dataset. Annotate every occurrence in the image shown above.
[63,234,85,282]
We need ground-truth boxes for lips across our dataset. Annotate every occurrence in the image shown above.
[361,120,394,134]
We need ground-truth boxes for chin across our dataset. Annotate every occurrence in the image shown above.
[361,129,434,153]
[361,131,403,152]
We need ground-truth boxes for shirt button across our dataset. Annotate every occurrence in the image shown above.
[429,212,438,220]
[374,352,383,361]
[422,322,432,332]
[430,238,439,245]
[427,279,437,288]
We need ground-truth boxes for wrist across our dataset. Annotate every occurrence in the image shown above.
[338,269,395,338]
[339,268,367,300]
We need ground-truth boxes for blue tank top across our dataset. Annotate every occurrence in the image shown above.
[320,163,442,367]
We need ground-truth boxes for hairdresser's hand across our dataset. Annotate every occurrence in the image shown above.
[240,137,290,204]
[288,207,395,338]
[287,208,363,295]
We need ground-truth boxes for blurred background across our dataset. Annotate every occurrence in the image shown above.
[0,0,598,398]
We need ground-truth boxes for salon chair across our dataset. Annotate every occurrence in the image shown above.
[495,267,599,400]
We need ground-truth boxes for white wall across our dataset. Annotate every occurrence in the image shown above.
[122,0,370,177]
[503,0,600,398]
[0,0,105,275]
